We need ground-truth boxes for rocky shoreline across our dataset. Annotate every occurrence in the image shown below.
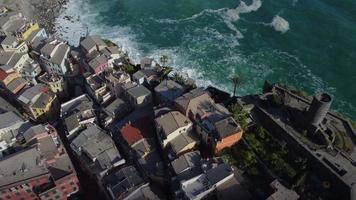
[2,0,68,34]
[31,0,69,34]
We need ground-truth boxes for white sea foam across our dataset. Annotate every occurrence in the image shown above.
[55,0,143,63]
[154,8,223,24]
[270,15,290,33]
[235,0,262,14]
[156,0,262,39]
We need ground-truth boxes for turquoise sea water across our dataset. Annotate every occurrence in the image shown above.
[56,0,356,118]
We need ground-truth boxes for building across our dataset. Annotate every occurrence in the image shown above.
[101,46,123,68]
[1,35,29,53]
[197,116,243,153]
[168,131,199,160]
[102,97,130,126]
[170,149,252,200]
[25,27,47,44]
[85,73,113,104]
[126,85,152,108]
[123,183,160,200]
[87,54,109,74]
[267,180,299,200]
[80,36,125,74]
[0,12,23,33]
[140,57,156,69]
[0,148,52,200]
[0,124,80,200]
[154,79,185,105]
[70,125,126,179]
[0,111,28,157]
[256,82,356,200]
[175,88,243,153]
[60,94,96,139]
[104,70,131,98]
[102,165,159,200]
[215,171,252,200]
[154,110,198,159]
[20,60,42,85]
[0,69,27,95]
[138,150,166,184]
[132,69,159,85]
[0,51,30,72]
[171,151,202,182]
[120,119,156,158]
[0,11,42,41]
[179,161,235,200]
[0,52,41,85]
[38,72,67,96]
[39,39,70,75]
[0,96,19,114]
[174,88,213,118]
[155,110,193,147]
[119,117,166,182]
[80,35,107,55]
[17,84,58,121]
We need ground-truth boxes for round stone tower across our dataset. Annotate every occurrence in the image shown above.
[308,93,332,127]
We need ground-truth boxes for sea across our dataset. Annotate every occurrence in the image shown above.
[54,0,356,118]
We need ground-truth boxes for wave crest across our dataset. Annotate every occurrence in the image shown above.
[270,15,290,33]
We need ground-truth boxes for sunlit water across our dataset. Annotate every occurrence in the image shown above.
[55,0,356,118]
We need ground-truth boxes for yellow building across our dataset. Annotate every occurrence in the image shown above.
[17,84,58,121]
[21,23,40,41]
[30,93,56,119]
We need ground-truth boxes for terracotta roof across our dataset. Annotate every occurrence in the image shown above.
[0,69,9,81]
[120,124,144,146]
[120,117,154,145]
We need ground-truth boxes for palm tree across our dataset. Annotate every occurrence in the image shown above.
[231,75,242,97]
[160,55,168,67]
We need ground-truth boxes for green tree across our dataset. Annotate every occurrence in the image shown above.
[160,55,168,67]
[229,103,249,130]
[230,75,242,97]
[172,72,186,85]
[122,64,135,74]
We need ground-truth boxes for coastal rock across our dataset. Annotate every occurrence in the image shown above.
[4,0,69,34]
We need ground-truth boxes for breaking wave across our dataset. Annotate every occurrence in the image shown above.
[53,0,356,118]
[54,0,263,91]
[54,0,143,63]
[270,15,290,33]
[156,0,262,38]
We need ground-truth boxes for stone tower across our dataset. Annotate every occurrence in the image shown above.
[308,93,332,127]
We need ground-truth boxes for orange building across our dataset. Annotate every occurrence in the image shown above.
[175,88,243,154]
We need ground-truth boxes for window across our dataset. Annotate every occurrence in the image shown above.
[26,189,32,193]
[15,192,20,196]
[69,182,75,185]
